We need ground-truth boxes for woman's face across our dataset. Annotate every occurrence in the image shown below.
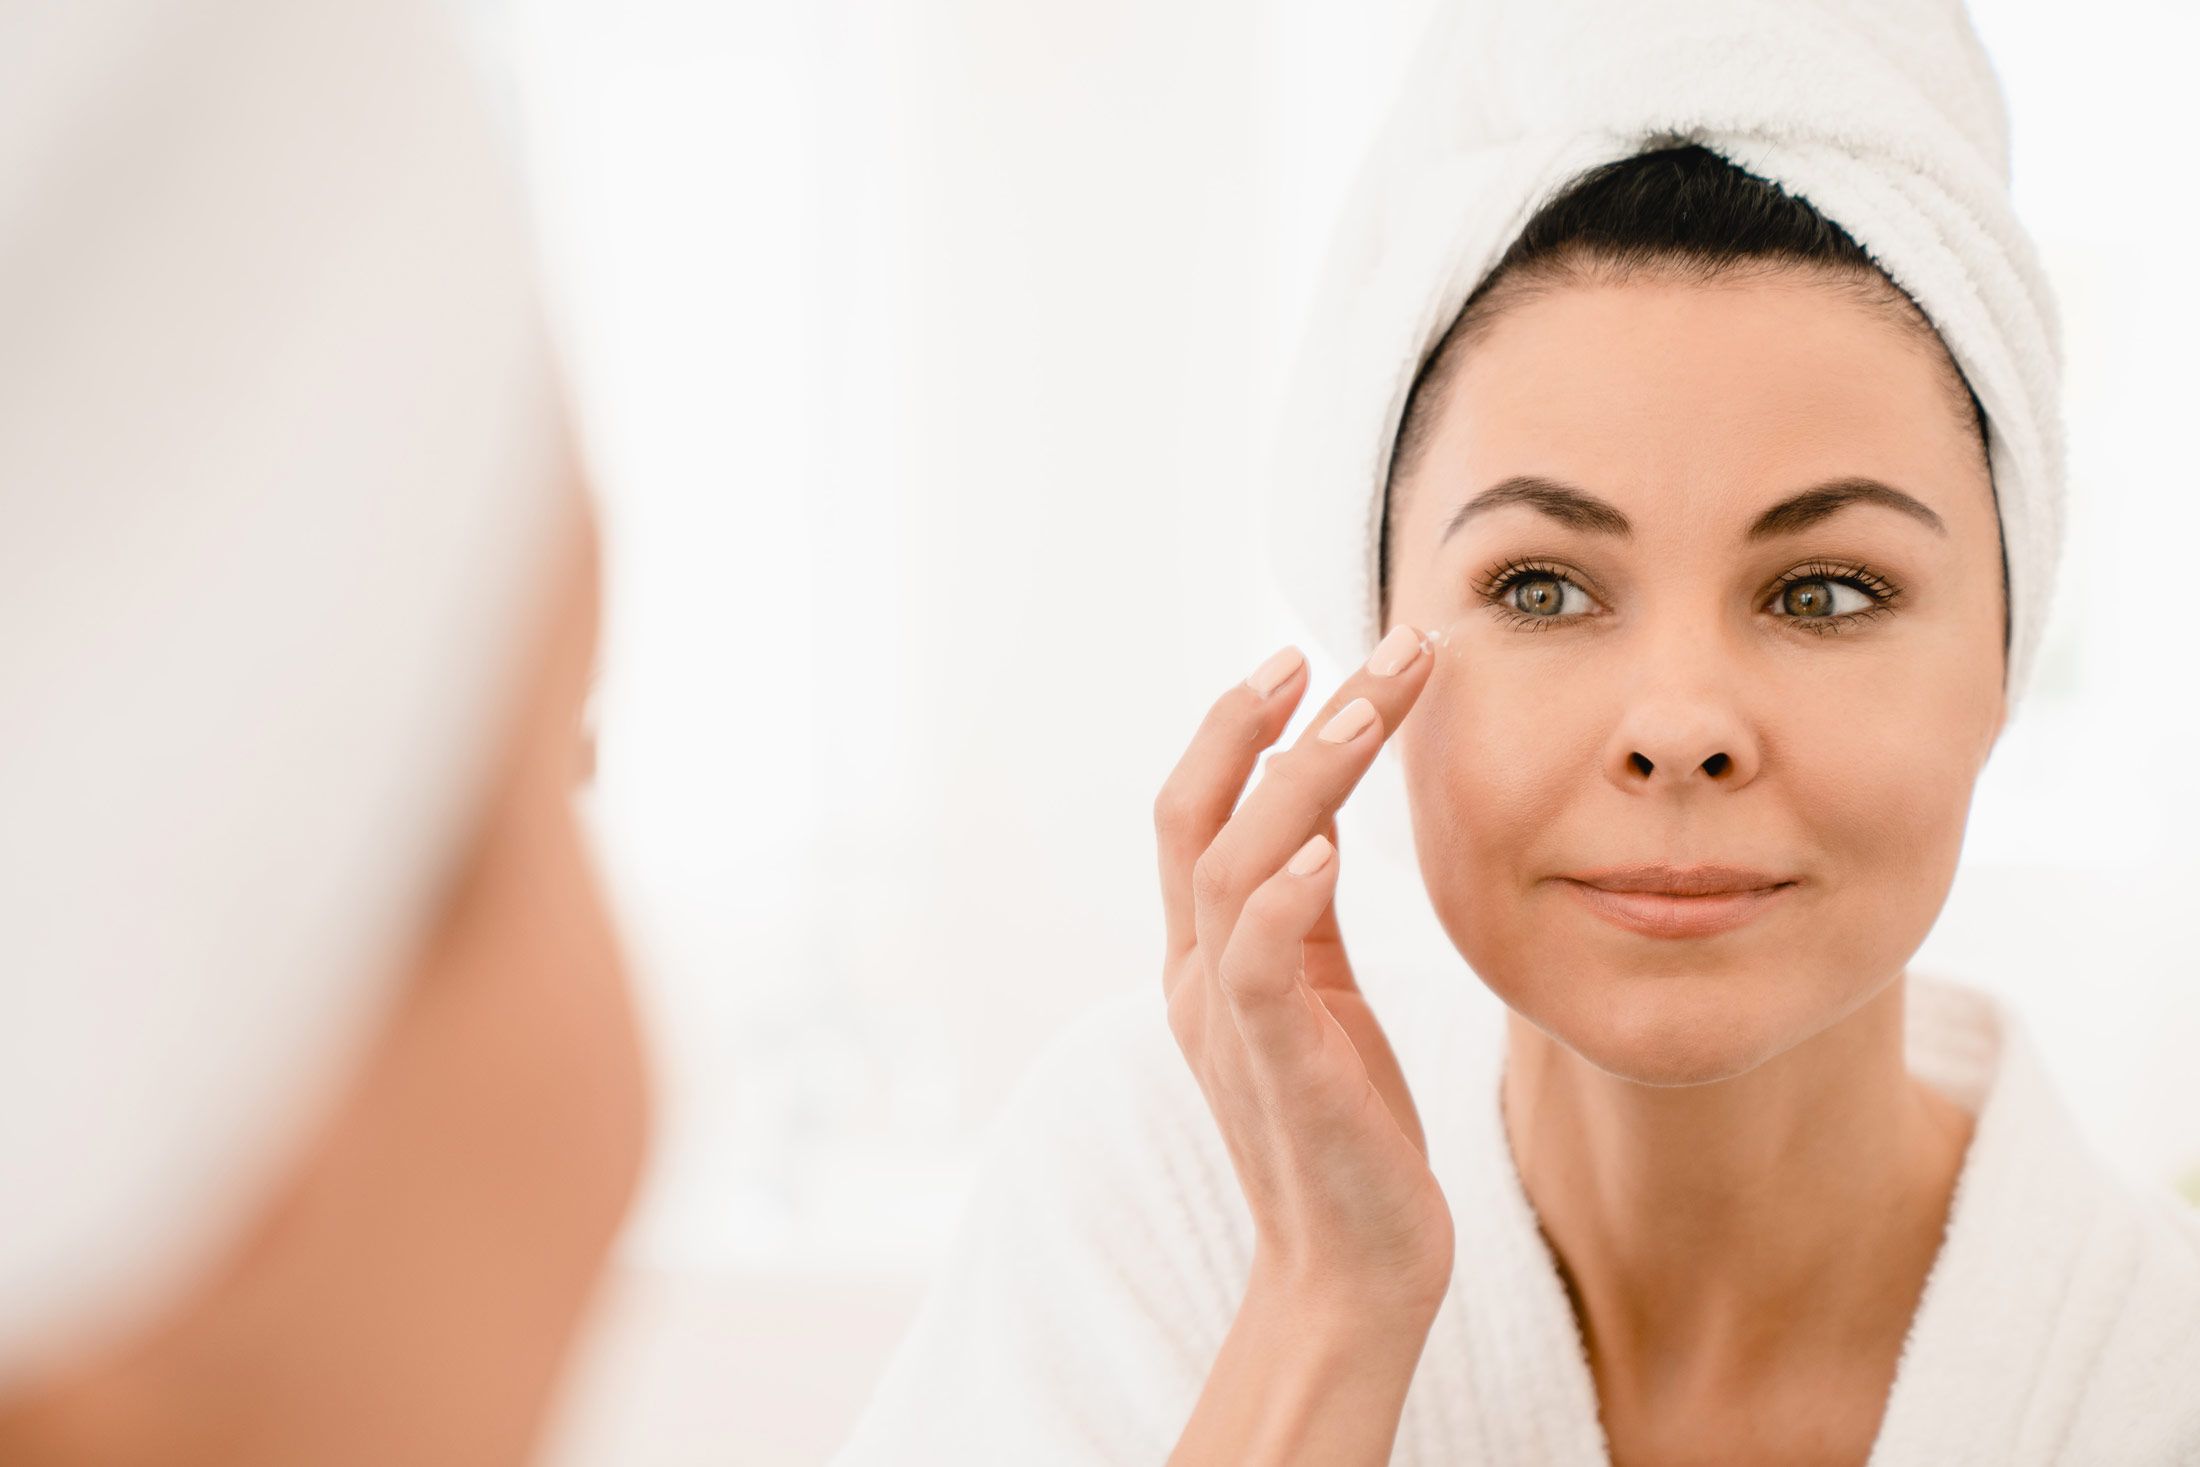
[1385,272,2008,1085]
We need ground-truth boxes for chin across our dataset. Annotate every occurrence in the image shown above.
[1495,959,1830,1089]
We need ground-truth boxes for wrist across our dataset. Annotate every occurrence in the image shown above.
[1244,1250,1449,1356]
[1249,1245,1452,1331]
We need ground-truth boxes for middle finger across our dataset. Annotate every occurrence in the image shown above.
[1189,622,1435,962]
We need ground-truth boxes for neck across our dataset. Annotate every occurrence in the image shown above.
[1500,970,1976,1404]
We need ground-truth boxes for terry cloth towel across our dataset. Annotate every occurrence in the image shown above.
[831,968,2200,1463]
[0,0,573,1385]
[1262,0,2066,720]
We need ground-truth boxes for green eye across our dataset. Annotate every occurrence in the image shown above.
[1503,571,1591,618]
[1764,562,1901,634]
[1477,560,1599,631]
[1774,577,1864,617]
[1472,558,1903,635]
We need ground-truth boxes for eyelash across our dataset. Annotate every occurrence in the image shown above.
[1473,557,1903,636]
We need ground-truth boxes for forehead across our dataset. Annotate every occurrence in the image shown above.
[1424,276,1980,527]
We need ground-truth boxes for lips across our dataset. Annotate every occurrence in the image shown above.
[1555,865,1798,939]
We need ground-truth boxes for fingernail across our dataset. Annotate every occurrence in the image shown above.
[1244,645,1304,698]
[1286,834,1334,876]
[1318,696,1377,744]
[1368,624,1424,676]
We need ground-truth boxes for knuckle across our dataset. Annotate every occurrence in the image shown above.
[1165,984,1192,1033]
[1212,950,1249,998]
[1165,982,1203,1047]
[1215,949,1278,1002]
[1151,781,1196,838]
[1204,686,1261,737]
[1190,849,1235,908]
[1176,697,1254,776]
[1260,751,1332,814]
[1232,890,1303,963]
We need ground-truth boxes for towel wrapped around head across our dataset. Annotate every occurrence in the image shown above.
[0,0,573,1385]
[1263,0,2064,719]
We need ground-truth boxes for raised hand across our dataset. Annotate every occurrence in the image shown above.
[1154,623,1452,1466]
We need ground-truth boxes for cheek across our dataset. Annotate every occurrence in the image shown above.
[1786,638,1996,947]
[1393,633,1996,1074]
[1395,652,1596,966]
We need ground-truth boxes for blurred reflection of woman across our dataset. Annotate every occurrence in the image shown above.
[0,2,648,1462]
[835,3,2200,1464]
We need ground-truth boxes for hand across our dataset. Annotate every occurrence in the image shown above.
[1154,623,1453,1321]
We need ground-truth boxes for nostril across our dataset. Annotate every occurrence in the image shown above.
[1704,752,1731,777]
[1629,751,1653,776]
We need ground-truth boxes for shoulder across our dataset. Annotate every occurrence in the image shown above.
[829,985,1250,1465]
[1002,982,1203,1137]
[971,982,1254,1280]
[986,982,1218,1169]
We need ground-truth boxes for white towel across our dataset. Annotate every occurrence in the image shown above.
[0,0,572,1383]
[1263,0,2064,719]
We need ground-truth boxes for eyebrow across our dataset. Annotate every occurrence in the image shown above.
[1435,474,1948,546]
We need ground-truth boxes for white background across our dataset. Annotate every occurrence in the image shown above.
[474,2,2200,1460]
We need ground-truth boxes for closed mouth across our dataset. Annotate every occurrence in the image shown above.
[1555,875,1797,938]
[1562,864,1795,897]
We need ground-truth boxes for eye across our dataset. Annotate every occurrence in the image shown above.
[1471,557,1903,636]
[1476,558,1601,630]
[1764,561,1901,635]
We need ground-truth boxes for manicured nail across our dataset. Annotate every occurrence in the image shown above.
[1244,644,1304,698]
[1318,696,1377,744]
[1368,624,1424,676]
[1287,834,1334,876]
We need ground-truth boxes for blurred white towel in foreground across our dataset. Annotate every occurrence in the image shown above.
[0,0,572,1383]
[1264,0,2066,720]
[833,969,2200,1464]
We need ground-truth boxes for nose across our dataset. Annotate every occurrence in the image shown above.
[1604,691,1759,791]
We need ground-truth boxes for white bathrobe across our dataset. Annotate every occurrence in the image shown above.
[833,969,2200,1463]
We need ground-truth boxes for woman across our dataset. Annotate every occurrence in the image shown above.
[835,5,2200,1465]
[0,1,649,1460]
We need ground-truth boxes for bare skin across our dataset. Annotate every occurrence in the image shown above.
[1156,629,1448,1466]
[1160,266,2005,1464]
[0,492,650,1465]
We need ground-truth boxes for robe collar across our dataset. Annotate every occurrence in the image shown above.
[1406,971,2115,1465]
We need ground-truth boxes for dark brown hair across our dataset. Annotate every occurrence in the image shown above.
[1377,141,1998,638]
